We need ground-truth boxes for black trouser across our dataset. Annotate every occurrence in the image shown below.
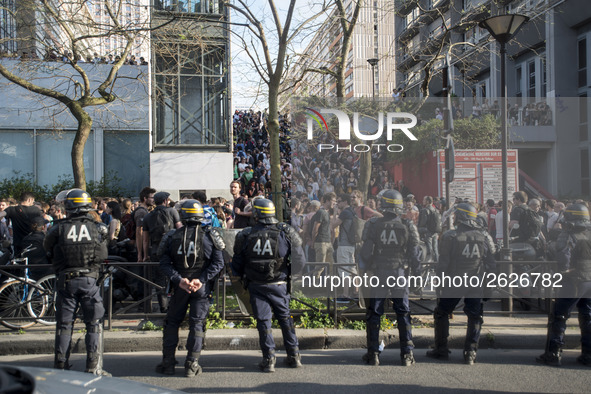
[163,282,211,361]
[55,276,104,365]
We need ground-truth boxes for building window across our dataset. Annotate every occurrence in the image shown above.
[541,54,546,97]
[515,65,522,98]
[581,149,590,195]
[155,0,222,14]
[579,38,587,89]
[154,43,228,147]
[580,94,588,142]
[528,60,536,98]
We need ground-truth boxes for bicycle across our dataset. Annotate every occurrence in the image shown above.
[26,273,56,325]
[0,253,54,330]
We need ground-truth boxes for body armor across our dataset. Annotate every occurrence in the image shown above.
[55,217,107,272]
[451,229,487,276]
[371,217,409,271]
[244,225,286,283]
[571,230,591,281]
[170,226,205,280]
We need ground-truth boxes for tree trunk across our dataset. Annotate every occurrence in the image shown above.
[268,82,283,222]
[70,105,93,191]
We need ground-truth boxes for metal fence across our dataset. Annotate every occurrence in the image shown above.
[0,257,559,331]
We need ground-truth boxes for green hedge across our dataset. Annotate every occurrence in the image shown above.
[0,171,125,202]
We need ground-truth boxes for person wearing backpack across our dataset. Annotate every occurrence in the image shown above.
[418,196,441,263]
[332,194,359,299]
[143,191,182,313]
[192,190,222,229]
[509,191,544,255]
[509,191,530,239]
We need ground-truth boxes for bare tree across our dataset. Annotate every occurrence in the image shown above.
[0,0,191,190]
[224,0,327,221]
[293,0,376,198]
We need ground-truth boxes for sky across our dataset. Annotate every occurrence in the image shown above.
[228,0,329,112]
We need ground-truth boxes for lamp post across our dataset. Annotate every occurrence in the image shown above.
[480,14,528,310]
[367,58,379,99]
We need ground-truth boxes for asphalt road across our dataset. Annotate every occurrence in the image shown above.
[1,349,590,393]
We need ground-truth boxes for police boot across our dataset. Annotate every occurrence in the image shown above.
[85,352,111,376]
[536,351,561,367]
[401,351,415,367]
[156,354,176,375]
[363,322,380,365]
[426,309,450,360]
[184,353,202,377]
[577,313,591,367]
[464,350,477,365]
[259,355,276,373]
[362,352,380,366]
[285,350,303,368]
[536,314,565,367]
[464,316,482,365]
[53,354,71,371]
[576,353,591,367]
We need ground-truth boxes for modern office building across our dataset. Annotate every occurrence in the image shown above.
[394,0,591,198]
[285,0,397,101]
[0,1,233,198]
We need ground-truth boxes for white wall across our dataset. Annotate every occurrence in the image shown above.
[150,151,234,200]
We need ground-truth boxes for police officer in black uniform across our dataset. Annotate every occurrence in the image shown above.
[426,203,496,365]
[44,189,109,375]
[537,203,591,367]
[231,198,305,372]
[155,199,225,377]
[360,189,421,366]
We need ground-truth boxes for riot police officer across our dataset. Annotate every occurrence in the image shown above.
[360,189,421,366]
[537,203,591,367]
[426,203,496,365]
[43,189,109,375]
[155,199,225,377]
[231,198,306,372]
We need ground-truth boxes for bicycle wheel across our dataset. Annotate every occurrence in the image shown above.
[0,279,38,330]
[27,274,56,325]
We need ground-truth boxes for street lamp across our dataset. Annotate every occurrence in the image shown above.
[479,14,529,280]
[367,58,379,99]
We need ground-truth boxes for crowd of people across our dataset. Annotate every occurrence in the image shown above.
[2,103,591,374]
[1,50,148,66]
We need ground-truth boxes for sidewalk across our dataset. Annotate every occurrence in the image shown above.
[0,312,581,356]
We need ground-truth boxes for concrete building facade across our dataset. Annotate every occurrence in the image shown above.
[395,0,591,198]
[0,0,233,199]
[286,0,397,101]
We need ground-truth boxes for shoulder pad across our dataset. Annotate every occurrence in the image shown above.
[235,227,253,244]
[277,222,303,247]
[441,229,458,241]
[96,222,108,237]
[237,226,253,238]
[400,217,413,226]
[276,222,289,232]
[207,227,226,250]
[368,217,381,225]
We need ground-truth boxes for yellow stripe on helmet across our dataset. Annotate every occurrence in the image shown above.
[565,209,588,216]
[68,196,92,203]
[456,207,477,217]
[382,197,402,205]
[182,207,203,214]
[254,205,275,213]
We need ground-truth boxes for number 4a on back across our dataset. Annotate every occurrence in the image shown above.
[67,225,91,242]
